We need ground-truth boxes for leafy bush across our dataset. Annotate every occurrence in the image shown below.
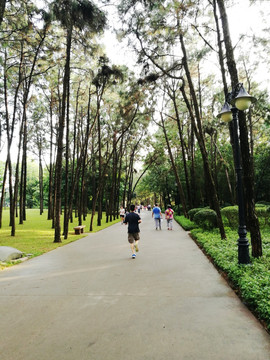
[256,201,270,206]
[221,206,238,228]
[188,208,204,221]
[221,205,270,228]
[193,209,217,230]
[174,215,197,231]
[255,206,269,226]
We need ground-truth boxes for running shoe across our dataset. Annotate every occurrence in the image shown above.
[132,254,136,259]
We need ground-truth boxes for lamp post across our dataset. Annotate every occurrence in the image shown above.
[217,83,256,265]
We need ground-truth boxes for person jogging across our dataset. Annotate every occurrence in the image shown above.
[152,203,162,230]
[119,206,125,224]
[124,204,142,259]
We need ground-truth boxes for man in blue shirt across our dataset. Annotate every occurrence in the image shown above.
[152,204,162,230]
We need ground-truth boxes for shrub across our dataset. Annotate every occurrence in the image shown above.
[188,208,204,221]
[256,206,269,226]
[174,215,197,231]
[256,201,270,206]
[193,208,217,230]
[221,206,238,228]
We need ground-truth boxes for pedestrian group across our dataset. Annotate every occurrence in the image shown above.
[121,203,174,259]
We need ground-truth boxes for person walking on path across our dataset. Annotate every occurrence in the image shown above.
[152,203,162,230]
[119,206,125,224]
[165,205,174,230]
[124,204,142,259]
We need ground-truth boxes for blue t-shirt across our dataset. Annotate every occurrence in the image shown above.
[152,206,161,219]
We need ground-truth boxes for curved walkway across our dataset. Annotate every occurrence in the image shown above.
[1,211,270,360]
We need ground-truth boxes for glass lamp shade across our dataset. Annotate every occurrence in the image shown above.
[217,102,233,122]
[235,97,252,111]
[221,111,233,122]
[232,85,256,111]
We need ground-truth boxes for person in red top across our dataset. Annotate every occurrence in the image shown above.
[165,205,174,230]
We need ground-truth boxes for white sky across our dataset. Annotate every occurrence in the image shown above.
[1,0,269,165]
[101,0,270,89]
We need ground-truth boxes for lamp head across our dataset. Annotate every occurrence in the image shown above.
[231,84,257,111]
[217,102,233,123]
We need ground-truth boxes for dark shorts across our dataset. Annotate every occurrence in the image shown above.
[128,232,140,243]
[120,215,125,218]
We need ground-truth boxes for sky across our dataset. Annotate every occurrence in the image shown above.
[1,0,269,165]
[101,0,270,90]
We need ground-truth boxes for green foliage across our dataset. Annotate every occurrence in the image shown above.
[193,208,217,230]
[221,205,270,228]
[255,206,270,226]
[254,144,270,201]
[188,207,204,221]
[174,215,197,231]
[190,227,270,331]
[221,206,238,228]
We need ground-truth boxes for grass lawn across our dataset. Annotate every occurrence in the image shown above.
[0,209,120,268]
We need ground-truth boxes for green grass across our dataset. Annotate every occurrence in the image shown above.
[0,209,120,268]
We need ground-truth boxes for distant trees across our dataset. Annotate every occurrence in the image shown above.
[0,0,150,241]
[1,0,270,255]
[117,0,270,255]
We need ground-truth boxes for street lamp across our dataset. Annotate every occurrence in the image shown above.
[217,83,256,264]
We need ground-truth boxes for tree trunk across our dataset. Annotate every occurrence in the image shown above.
[39,142,44,215]
[160,113,188,217]
[216,0,262,257]
[179,32,226,239]
[0,0,6,26]
[54,26,72,243]
[165,85,192,209]
[47,93,54,220]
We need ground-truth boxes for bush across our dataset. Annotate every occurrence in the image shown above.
[193,209,217,230]
[221,206,238,228]
[188,208,204,221]
[256,201,270,206]
[255,206,270,226]
[174,215,197,231]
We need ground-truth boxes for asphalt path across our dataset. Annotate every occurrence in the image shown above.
[1,211,270,360]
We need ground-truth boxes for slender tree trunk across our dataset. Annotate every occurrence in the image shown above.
[54,26,72,243]
[179,32,226,239]
[160,113,188,217]
[47,94,54,220]
[12,120,24,227]
[216,0,262,256]
[19,109,28,224]
[39,142,44,215]
[169,90,192,208]
[0,0,6,26]
[0,160,8,228]
[63,65,71,239]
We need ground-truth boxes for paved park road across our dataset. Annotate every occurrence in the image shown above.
[1,211,270,360]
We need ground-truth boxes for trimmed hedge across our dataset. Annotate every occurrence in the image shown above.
[193,208,217,230]
[188,208,204,221]
[221,206,238,228]
[174,215,197,231]
[221,205,270,228]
